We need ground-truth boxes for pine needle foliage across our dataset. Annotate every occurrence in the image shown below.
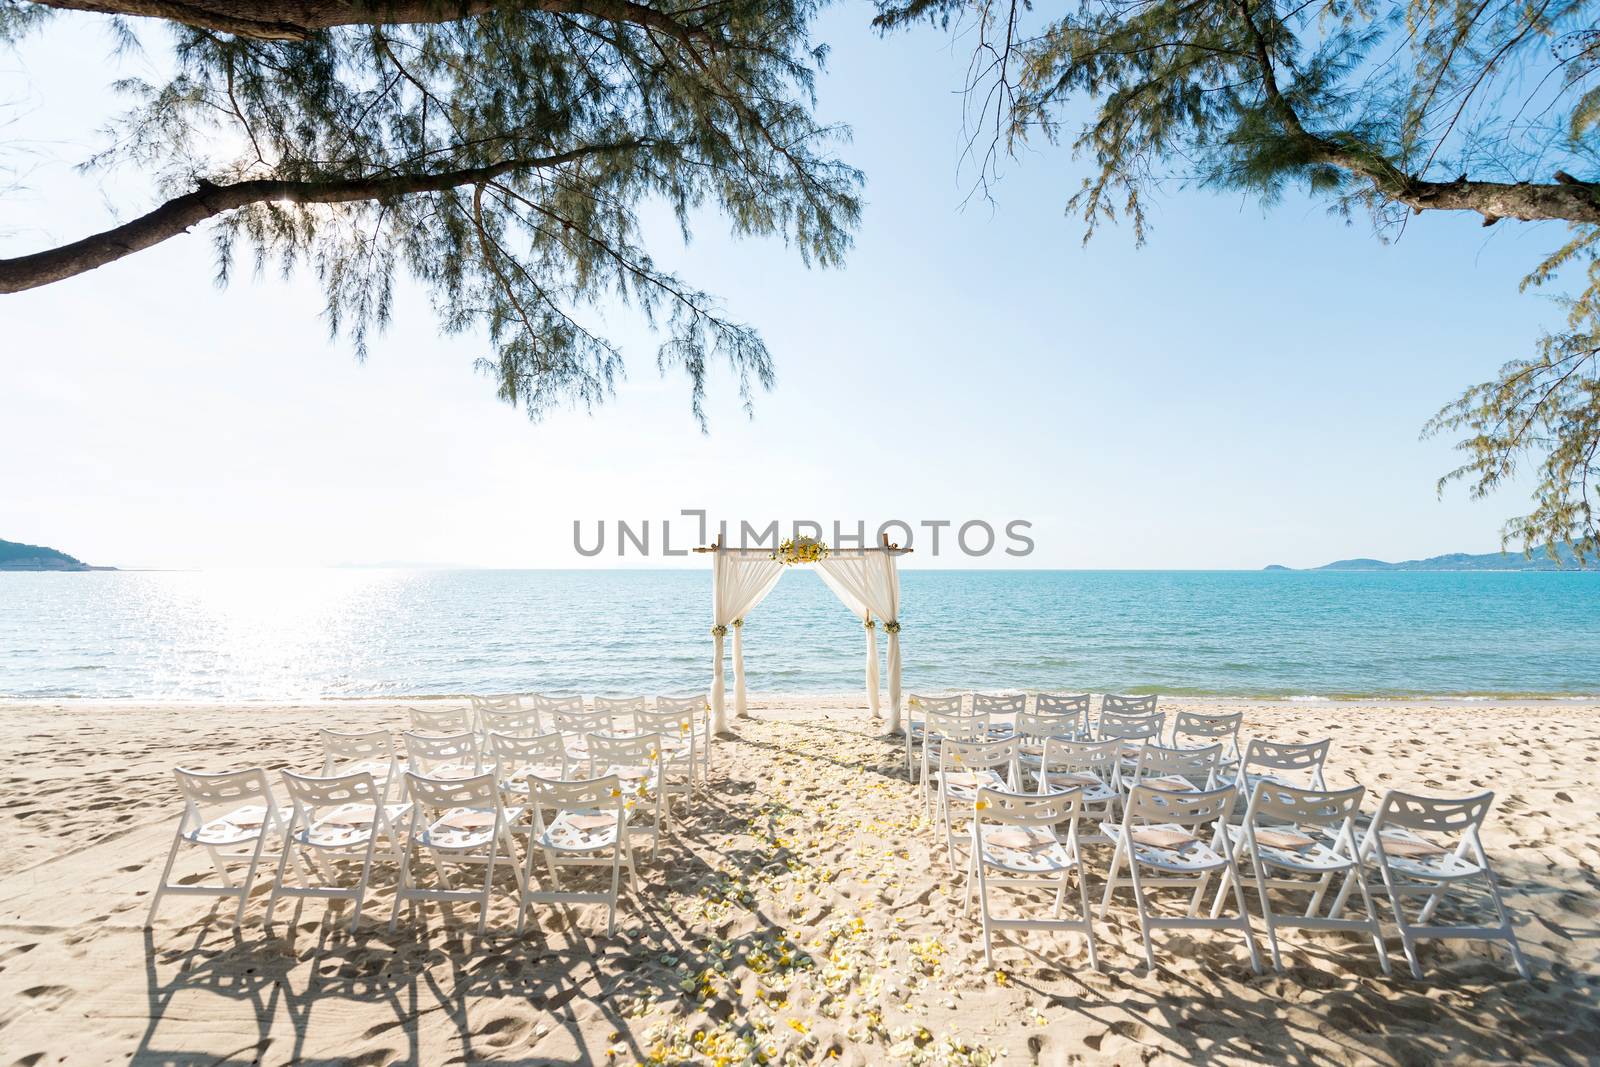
[2,1,862,425]
[875,0,1600,562]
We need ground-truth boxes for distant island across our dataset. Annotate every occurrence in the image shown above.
[1266,544,1583,572]
[0,538,112,571]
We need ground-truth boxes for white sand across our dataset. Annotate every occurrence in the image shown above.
[0,695,1596,1065]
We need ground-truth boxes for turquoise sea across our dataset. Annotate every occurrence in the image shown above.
[0,568,1596,700]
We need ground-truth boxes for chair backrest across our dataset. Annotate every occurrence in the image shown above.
[926,708,990,742]
[1125,782,1235,827]
[476,705,543,738]
[486,731,568,779]
[940,736,1021,776]
[403,770,499,811]
[1037,736,1121,786]
[173,766,274,812]
[409,706,471,734]
[172,767,281,837]
[1097,708,1165,741]
[971,692,1026,716]
[469,694,529,715]
[281,768,382,812]
[594,696,648,716]
[526,773,625,820]
[908,693,964,716]
[655,694,704,716]
[974,785,1085,831]
[1245,780,1365,829]
[319,729,396,773]
[1240,738,1330,781]
[536,695,586,717]
[402,731,480,774]
[1131,742,1223,786]
[1372,789,1493,836]
[1016,707,1081,743]
[586,731,664,778]
[1035,693,1090,736]
[557,706,620,738]
[633,706,697,744]
[1103,693,1157,715]
[1172,711,1242,752]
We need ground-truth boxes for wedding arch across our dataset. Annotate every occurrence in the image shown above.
[696,535,910,735]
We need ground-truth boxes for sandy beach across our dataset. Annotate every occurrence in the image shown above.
[0,695,1596,1065]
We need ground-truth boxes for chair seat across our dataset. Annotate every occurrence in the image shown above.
[1249,826,1354,873]
[420,762,480,781]
[502,764,568,790]
[540,809,624,852]
[972,823,1076,873]
[420,805,520,849]
[600,763,659,792]
[339,758,404,780]
[1040,777,1117,805]
[1376,833,1481,880]
[938,768,1007,802]
[1104,821,1227,872]
[188,804,290,845]
[301,802,412,848]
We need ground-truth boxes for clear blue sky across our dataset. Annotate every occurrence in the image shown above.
[0,8,1564,569]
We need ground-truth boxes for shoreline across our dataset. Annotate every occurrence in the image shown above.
[4,691,1600,709]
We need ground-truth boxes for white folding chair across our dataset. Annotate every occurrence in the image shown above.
[389,771,525,935]
[147,767,290,928]
[1101,783,1261,972]
[1332,789,1530,979]
[402,731,481,780]
[920,707,992,811]
[520,774,634,936]
[266,769,411,932]
[964,785,1099,969]
[469,694,532,726]
[557,706,621,765]
[594,695,648,719]
[1101,693,1157,717]
[657,694,713,784]
[1214,781,1388,974]
[631,705,698,808]
[904,693,963,781]
[320,728,406,802]
[586,732,667,859]
[1034,693,1092,740]
[1171,711,1243,762]
[934,735,1021,869]
[1035,736,1122,844]
[1122,742,1224,796]
[486,731,569,790]
[536,694,586,719]
[1098,708,1166,778]
[971,692,1026,725]
[1219,738,1330,795]
[476,704,544,741]
[1015,705,1085,783]
[408,706,472,735]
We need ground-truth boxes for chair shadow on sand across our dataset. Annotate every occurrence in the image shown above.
[131,789,812,1066]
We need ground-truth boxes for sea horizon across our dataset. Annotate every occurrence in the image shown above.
[4,567,1597,702]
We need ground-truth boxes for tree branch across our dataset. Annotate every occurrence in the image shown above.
[0,140,645,292]
[28,0,709,43]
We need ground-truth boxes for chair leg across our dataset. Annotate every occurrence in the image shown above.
[479,839,500,937]
[1349,866,1391,976]
[1100,840,1126,918]
[1226,858,1263,974]
[233,833,269,928]
[1248,854,1282,972]
[351,835,379,932]
[389,832,415,933]
[977,863,994,968]
[1127,858,1156,971]
[1376,860,1424,979]
[1076,858,1099,972]
[146,830,184,927]
[1483,868,1532,978]
[264,829,297,931]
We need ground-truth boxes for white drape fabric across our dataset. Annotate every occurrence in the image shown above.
[710,551,783,732]
[732,620,746,719]
[813,563,881,720]
[815,553,901,733]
